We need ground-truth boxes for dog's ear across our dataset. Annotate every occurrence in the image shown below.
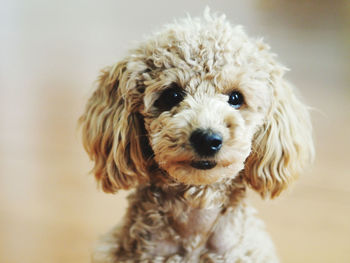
[79,60,150,193]
[244,71,314,198]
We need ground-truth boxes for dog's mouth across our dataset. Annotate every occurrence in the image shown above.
[190,160,217,170]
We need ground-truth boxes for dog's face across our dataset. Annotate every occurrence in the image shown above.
[80,13,314,198]
[141,44,272,185]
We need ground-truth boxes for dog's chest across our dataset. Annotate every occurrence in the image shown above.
[168,203,251,250]
[149,206,224,257]
[167,205,240,255]
[171,207,222,239]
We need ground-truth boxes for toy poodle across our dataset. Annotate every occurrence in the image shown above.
[80,9,314,263]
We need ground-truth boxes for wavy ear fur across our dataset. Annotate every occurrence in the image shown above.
[79,60,150,193]
[245,71,314,198]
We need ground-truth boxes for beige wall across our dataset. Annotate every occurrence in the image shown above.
[1,0,349,262]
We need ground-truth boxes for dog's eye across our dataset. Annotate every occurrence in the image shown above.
[154,83,185,111]
[228,91,244,109]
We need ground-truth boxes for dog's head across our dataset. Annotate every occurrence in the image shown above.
[80,11,314,198]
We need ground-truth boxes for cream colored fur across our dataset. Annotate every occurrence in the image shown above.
[80,9,314,263]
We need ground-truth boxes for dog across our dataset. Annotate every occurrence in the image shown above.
[80,9,314,263]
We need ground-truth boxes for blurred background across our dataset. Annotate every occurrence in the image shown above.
[1,0,349,262]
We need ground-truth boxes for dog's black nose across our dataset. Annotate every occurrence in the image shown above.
[190,129,223,157]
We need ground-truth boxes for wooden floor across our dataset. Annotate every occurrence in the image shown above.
[1,1,349,262]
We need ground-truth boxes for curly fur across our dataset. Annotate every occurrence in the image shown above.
[80,9,314,263]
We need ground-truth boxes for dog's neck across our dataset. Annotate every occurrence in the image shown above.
[148,171,246,209]
[131,173,246,254]
[133,173,246,250]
